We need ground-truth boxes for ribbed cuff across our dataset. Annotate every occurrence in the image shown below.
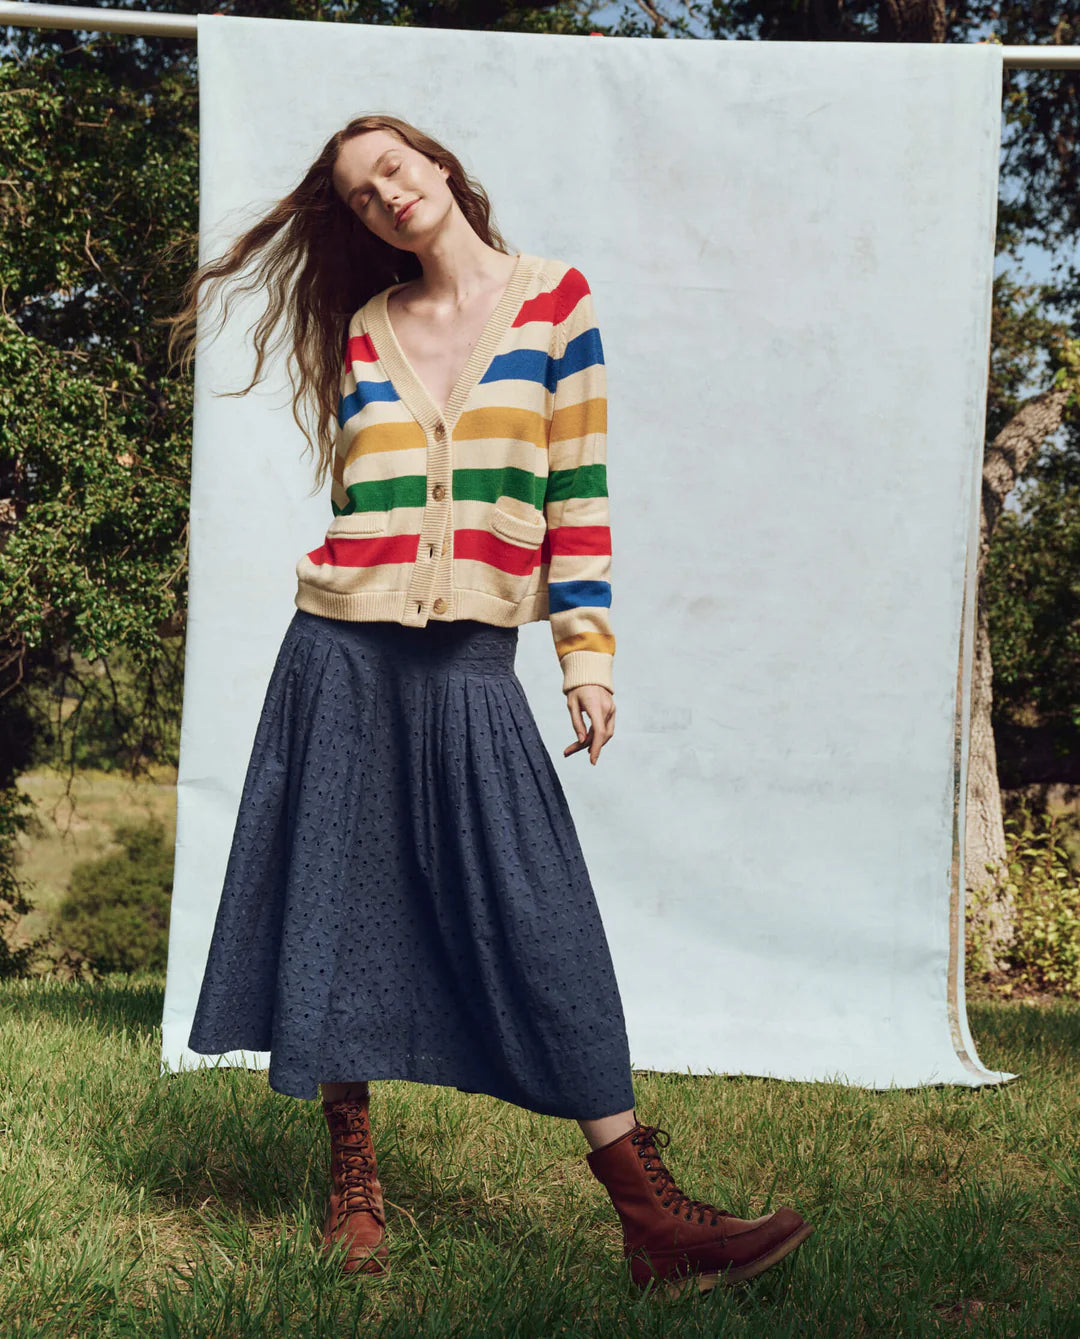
[560,650,614,695]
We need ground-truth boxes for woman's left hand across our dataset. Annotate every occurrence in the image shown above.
[563,685,615,765]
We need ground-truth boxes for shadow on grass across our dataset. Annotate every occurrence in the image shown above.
[966,997,1080,1075]
[0,970,165,1040]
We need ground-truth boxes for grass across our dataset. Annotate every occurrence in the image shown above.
[1,976,1078,1337]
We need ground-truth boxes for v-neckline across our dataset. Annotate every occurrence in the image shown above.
[366,251,532,435]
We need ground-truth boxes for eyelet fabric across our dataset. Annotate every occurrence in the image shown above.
[187,608,636,1119]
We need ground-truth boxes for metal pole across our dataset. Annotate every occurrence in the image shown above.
[1,1,1078,67]
[1,1,199,39]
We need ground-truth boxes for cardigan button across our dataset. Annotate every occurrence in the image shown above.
[432,483,446,500]
[433,597,447,614]
[434,423,446,439]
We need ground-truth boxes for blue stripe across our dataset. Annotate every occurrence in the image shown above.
[558,326,605,382]
[340,378,399,426]
[479,345,552,389]
[548,578,612,613]
[477,327,605,394]
[339,324,605,421]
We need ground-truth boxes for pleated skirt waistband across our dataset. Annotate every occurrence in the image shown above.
[291,609,519,677]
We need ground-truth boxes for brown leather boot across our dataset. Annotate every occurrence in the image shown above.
[321,1089,389,1276]
[586,1118,813,1297]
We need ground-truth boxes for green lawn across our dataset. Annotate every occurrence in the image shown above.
[1,977,1078,1337]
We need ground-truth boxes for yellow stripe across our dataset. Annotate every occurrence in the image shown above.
[550,396,606,442]
[345,418,427,467]
[553,630,616,657]
[454,403,549,450]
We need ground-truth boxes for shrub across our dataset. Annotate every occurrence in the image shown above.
[971,802,1080,997]
[55,817,173,974]
[0,784,50,981]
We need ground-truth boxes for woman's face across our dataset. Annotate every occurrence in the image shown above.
[333,130,452,251]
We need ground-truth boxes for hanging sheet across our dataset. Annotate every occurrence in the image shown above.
[161,16,1012,1091]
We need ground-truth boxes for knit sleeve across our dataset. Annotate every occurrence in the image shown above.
[544,268,615,695]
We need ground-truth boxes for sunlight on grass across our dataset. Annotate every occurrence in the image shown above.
[10,765,178,942]
[1,975,1078,1336]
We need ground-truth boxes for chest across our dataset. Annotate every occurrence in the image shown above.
[386,285,509,417]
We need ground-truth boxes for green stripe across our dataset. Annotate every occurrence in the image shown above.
[544,463,608,503]
[452,466,546,509]
[341,476,429,513]
[330,463,607,518]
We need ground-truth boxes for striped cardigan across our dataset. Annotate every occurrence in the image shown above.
[294,251,615,695]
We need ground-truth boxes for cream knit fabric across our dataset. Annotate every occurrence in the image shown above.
[294,251,614,694]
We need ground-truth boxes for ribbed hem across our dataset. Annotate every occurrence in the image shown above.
[294,581,549,628]
[293,582,612,695]
[559,650,614,696]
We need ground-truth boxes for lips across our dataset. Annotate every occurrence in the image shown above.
[395,199,419,228]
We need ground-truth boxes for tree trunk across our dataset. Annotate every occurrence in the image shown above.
[965,382,1075,970]
[964,583,1011,971]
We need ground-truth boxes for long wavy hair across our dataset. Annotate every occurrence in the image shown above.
[162,113,514,496]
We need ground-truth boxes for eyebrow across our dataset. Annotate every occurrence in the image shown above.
[345,149,399,207]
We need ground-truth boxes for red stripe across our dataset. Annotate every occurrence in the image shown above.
[547,523,611,557]
[454,529,546,576]
[307,523,611,573]
[511,267,591,336]
[346,332,379,366]
[306,533,419,568]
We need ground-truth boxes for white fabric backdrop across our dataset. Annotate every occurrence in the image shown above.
[161,15,1013,1091]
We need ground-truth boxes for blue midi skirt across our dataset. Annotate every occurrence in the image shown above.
[187,609,636,1119]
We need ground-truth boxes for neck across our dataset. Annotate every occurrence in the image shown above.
[408,217,517,306]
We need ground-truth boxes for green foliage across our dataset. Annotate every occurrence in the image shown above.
[0,282,193,666]
[972,803,1080,998]
[1,38,195,910]
[1004,806,1080,996]
[23,642,184,774]
[55,817,173,974]
[0,670,52,981]
[0,783,51,981]
[983,443,1080,751]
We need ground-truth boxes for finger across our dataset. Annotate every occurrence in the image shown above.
[592,711,615,763]
[590,708,606,764]
[565,695,589,754]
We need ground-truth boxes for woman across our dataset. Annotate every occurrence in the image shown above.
[167,113,813,1298]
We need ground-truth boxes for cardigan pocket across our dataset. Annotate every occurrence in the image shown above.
[326,510,388,537]
[490,500,547,549]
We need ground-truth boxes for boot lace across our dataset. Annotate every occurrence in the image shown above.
[326,1099,383,1226]
[631,1123,731,1229]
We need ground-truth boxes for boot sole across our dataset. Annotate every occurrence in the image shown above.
[653,1221,815,1299]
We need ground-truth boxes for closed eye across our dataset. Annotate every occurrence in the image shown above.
[357,164,400,210]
